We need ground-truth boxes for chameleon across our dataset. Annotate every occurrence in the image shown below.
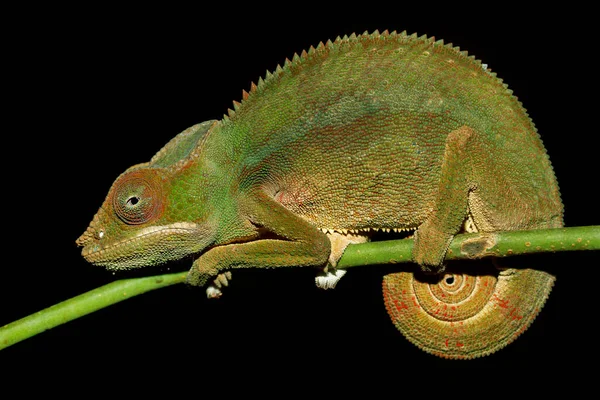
[77,30,563,359]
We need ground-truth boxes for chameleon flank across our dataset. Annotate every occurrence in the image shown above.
[77,30,563,359]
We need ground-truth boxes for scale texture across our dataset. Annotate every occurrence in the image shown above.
[77,30,563,358]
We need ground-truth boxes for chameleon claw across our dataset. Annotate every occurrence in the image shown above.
[206,271,232,298]
[206,286,222,299]
[213,271,232,288]
[315,269,347,290]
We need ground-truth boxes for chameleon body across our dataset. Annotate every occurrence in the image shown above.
[77,31,563,359]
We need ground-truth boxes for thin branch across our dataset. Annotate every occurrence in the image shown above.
[1,226,598,350]
[336,225,599,268]
[0,272,187,350]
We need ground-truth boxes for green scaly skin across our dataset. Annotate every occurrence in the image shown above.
[77,31,563,359]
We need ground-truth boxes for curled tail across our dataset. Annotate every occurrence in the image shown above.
[382,266,554,359]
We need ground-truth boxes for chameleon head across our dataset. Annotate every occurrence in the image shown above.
[76,167,213,270]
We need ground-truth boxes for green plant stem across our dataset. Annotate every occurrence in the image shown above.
[336,225,599,268]
[0,272,187,350]
[1,226,598,350]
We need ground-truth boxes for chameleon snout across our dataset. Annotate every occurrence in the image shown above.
[76,227,93,248]
[76,225,104,262]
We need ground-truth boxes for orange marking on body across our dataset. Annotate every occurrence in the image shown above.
[445,338,449,348]
[493,294,510,309]
[509,307,523,321]
[274,191,285,203]
[412,295,420,308]
[456,342,464,348]
[394,299,408,312]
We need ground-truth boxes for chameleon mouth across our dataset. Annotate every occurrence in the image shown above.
[81,222,203,270]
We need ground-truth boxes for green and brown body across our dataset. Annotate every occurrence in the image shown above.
[77,31,563,359]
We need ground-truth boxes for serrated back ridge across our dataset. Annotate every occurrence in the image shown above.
[222,30,519,124]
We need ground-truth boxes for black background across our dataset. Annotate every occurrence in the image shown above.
[2,7,598,385]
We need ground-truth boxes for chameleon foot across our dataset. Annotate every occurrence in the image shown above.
[205,271,232,299]
[315,269,347,290]
[382,267,554,359]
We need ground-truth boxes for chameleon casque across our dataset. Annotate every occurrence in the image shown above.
[77,30,563,359]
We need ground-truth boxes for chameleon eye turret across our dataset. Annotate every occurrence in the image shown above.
[111,170,164,225]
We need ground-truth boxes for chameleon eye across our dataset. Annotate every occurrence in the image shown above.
[126,196,140,206]
[112,171,163,225]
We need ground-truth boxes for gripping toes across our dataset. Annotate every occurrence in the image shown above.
[205,272,232,299]
[186,257,219,288]
[315,268,347,289]
[413,221,453,272]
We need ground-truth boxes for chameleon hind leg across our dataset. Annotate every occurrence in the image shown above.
[412,125,476,270]
[412,125,562,270]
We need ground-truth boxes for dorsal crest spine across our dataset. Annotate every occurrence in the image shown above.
[223,30,509,127]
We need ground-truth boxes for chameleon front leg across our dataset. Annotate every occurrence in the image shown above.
[413,126,476,271]
[186,191,331,291]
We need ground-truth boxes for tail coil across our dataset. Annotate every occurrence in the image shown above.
[382,267,554,359]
